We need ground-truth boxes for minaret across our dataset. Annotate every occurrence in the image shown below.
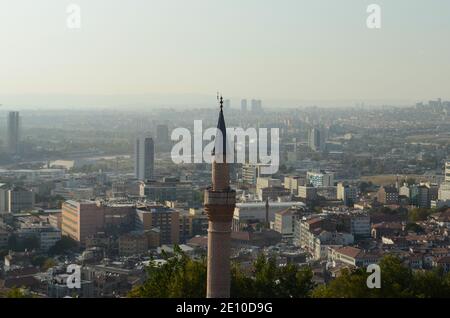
[204,95,236,298]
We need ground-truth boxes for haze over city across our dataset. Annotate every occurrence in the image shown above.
[1,0,450,109]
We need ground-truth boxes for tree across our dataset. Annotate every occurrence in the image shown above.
[8,234,39,252]
[42,258,57,271]
[1,288,28,298]
[312,255,450,298]
[411,268,450,298]
[359,181,373,194]
[31,255,48,268]
[408,208,434,222]
[405,223,425,234]
[129,249,315,298]
[128,246,206,298]
[48,236,78,256]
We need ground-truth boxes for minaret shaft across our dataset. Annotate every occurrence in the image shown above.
[204,96,235,298]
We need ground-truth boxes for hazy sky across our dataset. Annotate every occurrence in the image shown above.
[1,0,450,107]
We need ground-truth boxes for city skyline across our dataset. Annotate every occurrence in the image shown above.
[1,0,450,108]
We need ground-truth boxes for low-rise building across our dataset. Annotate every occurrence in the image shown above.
[297,185,317,201]
[135,205,179,245]
[274,209,297,239]
[118,231,149,256]
[377,186,399,205]
[330,246,381,268]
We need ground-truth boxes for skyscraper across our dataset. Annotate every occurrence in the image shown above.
[308,127,325,152]
[250,99,263,113]
[7,111,20,155]
[134,136,154,181]
[241,99,247,112]
[156,124,169,144]
[204,96,236,298]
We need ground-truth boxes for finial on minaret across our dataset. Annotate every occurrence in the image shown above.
[220,95,223,111]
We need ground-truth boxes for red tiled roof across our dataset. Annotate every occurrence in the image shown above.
[231,232,251,241]
[335,246,362,258]
[306,218,322,225]
[436,256,450,264]
[187,236,208,247]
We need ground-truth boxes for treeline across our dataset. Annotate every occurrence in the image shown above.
[129,248,450,298]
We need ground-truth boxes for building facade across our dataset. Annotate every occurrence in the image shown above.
[134,137,154,181]
[7,111,20,155]
[306,171,334,188]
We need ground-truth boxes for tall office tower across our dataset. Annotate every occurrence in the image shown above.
[241,99,247,112]
[250,99,263,113]
[156,124,170,144]
[134,136,155,181]
[439,160,450,200]
[7,111,20,155]
[308,127,325,151]
[204,96,236,298]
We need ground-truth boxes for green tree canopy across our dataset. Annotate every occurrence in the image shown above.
[128,248,315,298]
[48,236,78,256]
[408,208,435,222]
[312,255,450,298]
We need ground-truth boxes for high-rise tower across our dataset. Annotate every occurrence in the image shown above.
[134,136,154,181]
[7,111,20,155]
[204,96,236,298]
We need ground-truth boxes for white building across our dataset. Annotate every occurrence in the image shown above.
[284,176,302,195]
[241,164,271,185]
[274,209,297,239]
[232,201,305,232]
[307,171,334,188]
[439,183,450,201]
[256,177,282,193]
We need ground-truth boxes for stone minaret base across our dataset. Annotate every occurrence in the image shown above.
[204,190,235,298]
[206,220,232,298]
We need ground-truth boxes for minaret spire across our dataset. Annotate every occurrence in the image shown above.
[204,95,236,298]
[212,93,227,158]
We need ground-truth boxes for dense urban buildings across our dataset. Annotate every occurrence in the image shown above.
[1,98,450,298]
